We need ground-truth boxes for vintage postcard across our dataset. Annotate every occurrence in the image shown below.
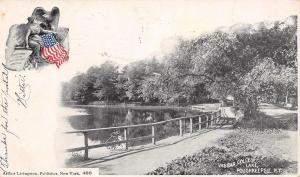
[0,0,299,176]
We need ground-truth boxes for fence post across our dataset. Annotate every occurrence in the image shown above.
[217,110,220,124]
[218,110,221,123]
[211,113,214,126]
[152,125,156,145]
[198,116,202,131]
[214,112,217,124]
[179,119,183,136]
[215,112,217,124]
[124,128,128,150]
[189,117,193,134]
[206,115,209,128]
[83,132,88,160]
[184,119,186,133]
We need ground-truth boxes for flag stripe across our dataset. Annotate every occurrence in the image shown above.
[40,34,69,68]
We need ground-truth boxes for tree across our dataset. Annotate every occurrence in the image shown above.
[90,61,119,103]
[63,15,297,114]
[123,58,162,102]
[68,73,95,104]
[158,15,297,118]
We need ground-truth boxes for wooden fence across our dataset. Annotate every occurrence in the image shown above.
[64,109,222,160]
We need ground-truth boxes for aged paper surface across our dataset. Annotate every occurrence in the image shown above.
[0,0,299,176]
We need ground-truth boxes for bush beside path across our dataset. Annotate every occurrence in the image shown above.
[148,104,297,175]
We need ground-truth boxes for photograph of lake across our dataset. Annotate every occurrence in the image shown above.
[55,1,298,175]
[61,105,204,147]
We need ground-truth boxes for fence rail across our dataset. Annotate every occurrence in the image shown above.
[64,109,221,160]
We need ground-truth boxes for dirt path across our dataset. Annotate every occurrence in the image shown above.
[72,127,233,174]
[258,103,298,164]
[259,103,297,118]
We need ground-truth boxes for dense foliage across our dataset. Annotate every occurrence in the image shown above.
[147,129,295,175]
[62,16,297,119]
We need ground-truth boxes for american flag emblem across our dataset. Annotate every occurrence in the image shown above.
[41,34,69,68]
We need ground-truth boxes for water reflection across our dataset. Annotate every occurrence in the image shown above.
[66,106,202,146]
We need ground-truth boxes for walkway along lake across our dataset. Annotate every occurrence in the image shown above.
[59,105,221,162]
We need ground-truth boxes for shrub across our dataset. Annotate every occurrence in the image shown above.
[147,129,296,175]
[234,112,297,130]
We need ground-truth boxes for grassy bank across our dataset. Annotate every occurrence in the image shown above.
[234,112,297,130]
[147,129,297,175]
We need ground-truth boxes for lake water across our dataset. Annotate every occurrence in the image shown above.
[63,105,207,148]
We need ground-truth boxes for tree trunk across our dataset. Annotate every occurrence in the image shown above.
[285,87,289,105]
[244,95,258,120]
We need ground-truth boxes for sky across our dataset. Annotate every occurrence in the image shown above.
[0,0,299,81]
